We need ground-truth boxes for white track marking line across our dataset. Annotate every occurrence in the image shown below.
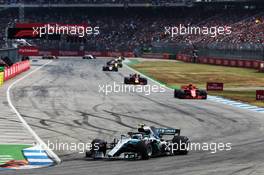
[0,155,12,158]
[6,60,61,164]
[27,159,53,163]
[24,152,47,156]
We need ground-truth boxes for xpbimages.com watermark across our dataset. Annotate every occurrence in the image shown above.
[165,141,232,154]
[164,24,232,38]
[47,140,99,153]
[46,140,232,154]
[32,24,100,37]
[98,82,166,95]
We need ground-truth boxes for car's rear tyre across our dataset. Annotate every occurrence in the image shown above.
[142,78,147,85]
[172,136,189,155]
[85,151,92,157]
[174,90,179,98]
[199,90,207,99]
[174,90,185,99]
[124,77,129,84]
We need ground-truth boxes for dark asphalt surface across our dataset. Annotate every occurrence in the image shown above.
[2,58,264,175]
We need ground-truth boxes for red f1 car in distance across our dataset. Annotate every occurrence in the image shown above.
[174,84,207,99]
[124,74,147,85]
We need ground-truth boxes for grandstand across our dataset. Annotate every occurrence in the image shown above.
[0,0,263,60]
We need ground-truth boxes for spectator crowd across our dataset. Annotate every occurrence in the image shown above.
[0,6,263,52]
[0,0,186,5]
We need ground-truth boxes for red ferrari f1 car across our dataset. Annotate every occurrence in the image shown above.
[124,74,147,85]
[174,84,207,99]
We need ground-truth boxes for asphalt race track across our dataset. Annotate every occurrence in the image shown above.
[2,58,264,175]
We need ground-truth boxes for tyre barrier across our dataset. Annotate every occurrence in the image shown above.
[3,60,30,81]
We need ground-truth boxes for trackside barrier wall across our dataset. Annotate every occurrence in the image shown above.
[37,50,135,57]
[141,53,177,59]
[141,53,164,59]
[4,60,30,81]
[177,54,264,70]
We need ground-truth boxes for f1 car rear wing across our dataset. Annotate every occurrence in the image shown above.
[156,128,181,136]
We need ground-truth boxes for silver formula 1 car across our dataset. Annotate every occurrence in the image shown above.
[86,124,190,160]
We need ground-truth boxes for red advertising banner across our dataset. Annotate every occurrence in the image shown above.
[4,60,30,81]
[230,60,237,66]
[209,58,215,64]
[215,59,222,65]
[238,60,244,67]
[223,60,229,66]
[256,90,264,101]
[59,51,84,56]
[199,57,208,64]
[259,63,264,72]
[18,46,39,56]
[253,61,260,69]
[84,51,104,57]
[37,50,134,57]
[142,53,164,59]
[245,61,252,68]
[163,53,170,59]
[176,54,263,70]
[106,52,122,57]
[122,52,134,57]
[207,82,224,91]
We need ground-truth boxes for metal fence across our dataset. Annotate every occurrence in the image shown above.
[0,48,20,63]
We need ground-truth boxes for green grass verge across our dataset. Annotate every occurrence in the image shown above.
[127,59,140,65]
[209,90,264,107]
[0,144,31,163]
[130,60,264,107]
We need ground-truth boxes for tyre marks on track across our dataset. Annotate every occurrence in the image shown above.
[73,112,117,133]
[76,111,136,130]
[21,114,112,136]
[103,110,171,128]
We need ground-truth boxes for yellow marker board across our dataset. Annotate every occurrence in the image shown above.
[0,72,4,86]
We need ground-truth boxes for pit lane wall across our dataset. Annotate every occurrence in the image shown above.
[3,60,30,81]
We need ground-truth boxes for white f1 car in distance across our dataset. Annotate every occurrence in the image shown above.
[86,124,190,160]
[83,55,96,59]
